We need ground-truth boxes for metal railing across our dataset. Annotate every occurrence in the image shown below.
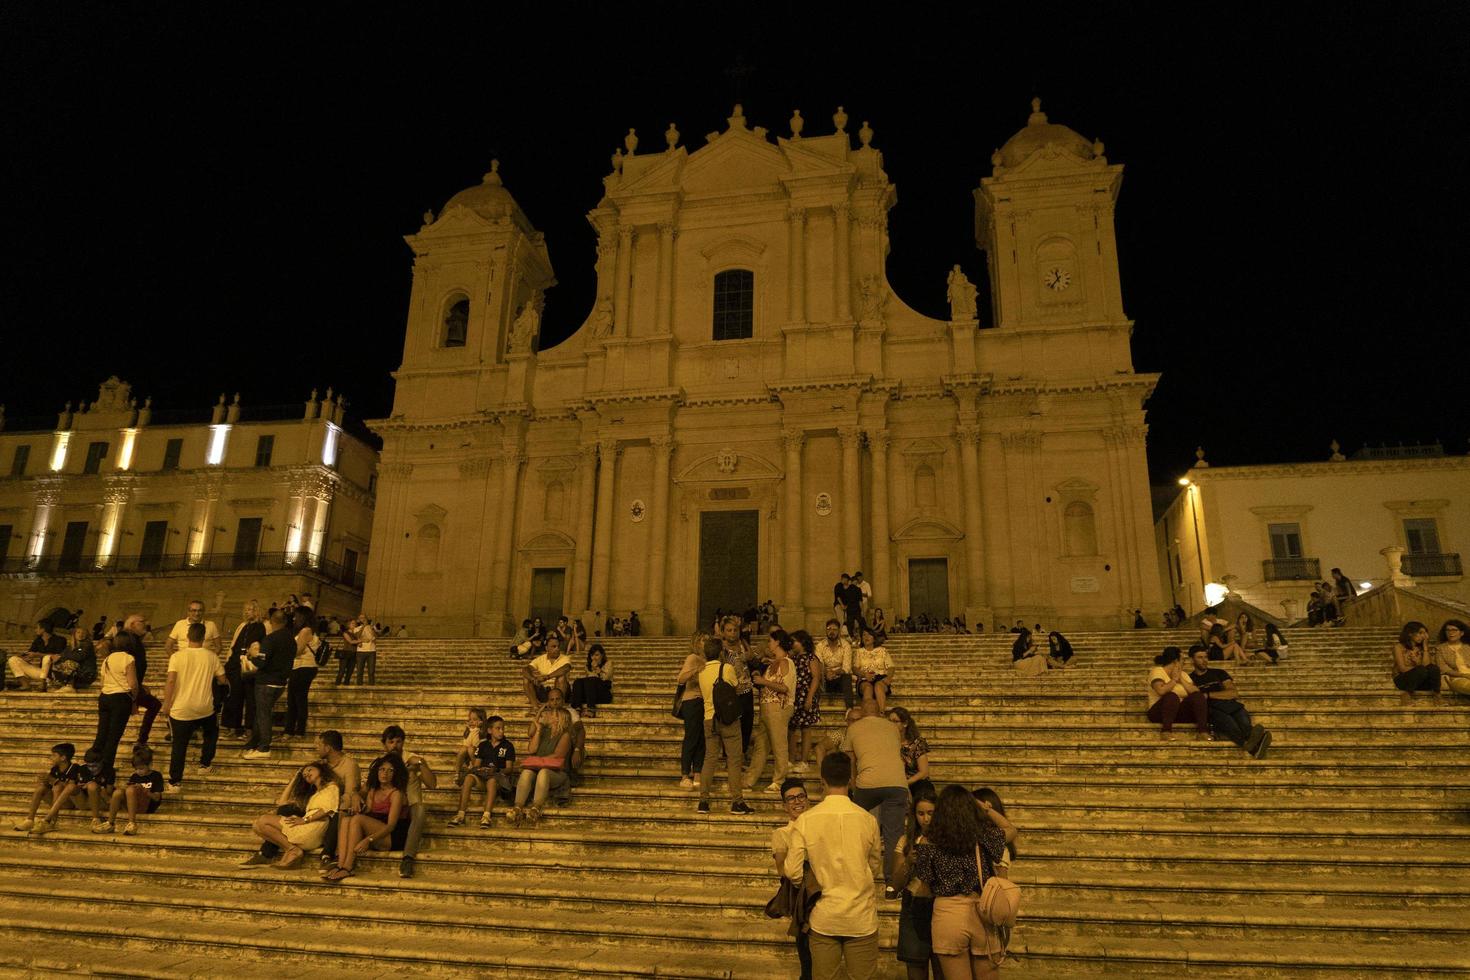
[1262,557,1321,581]
[0,550,365,590]
[1402,553,1463,578]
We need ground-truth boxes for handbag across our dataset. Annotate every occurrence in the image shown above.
[671,682,686,718]
[312,636,333,668]
[521,755,565,771]
[975,842,1021,965]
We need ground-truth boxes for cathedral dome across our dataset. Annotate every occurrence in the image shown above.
[443,160,521,219]
[996,99,1099,169]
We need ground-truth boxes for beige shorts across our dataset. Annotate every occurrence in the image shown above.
[929,894,1003,957]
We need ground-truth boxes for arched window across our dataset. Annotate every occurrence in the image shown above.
[442,298,469,348]
[543,480,566,523]
[1064,501,1098,556]
[414,523,442,573]
[914,465,937,509]
[712,269,754,341]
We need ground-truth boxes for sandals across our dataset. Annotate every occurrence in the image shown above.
[526,806,542,827]
[506,807,523,828]
[318,860,340,879]
[447,811,466,827]
[323,867,354,882]
[276,846,305,869]
[479,812,493,829]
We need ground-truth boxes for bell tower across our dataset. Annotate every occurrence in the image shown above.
[975,99,1126,335]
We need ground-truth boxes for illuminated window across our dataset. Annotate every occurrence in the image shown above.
[49,431,72,472]
[206,424,230,466]
[443,298,469,348]
[712,269,754,341]
[10,445,30,477]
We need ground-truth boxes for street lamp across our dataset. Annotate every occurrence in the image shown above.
[1180,478,1207,612]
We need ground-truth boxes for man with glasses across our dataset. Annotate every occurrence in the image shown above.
[162,600,221,744]
[771,777,813,980]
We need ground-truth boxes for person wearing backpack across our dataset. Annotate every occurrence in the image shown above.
[697,637,753,815]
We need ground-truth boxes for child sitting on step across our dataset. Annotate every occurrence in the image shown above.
[13,742,86,835]
[452,707,487,779]
[449,715,516,828]
[100,744,164,835]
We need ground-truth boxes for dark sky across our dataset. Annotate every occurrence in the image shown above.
[3,3,1466,484]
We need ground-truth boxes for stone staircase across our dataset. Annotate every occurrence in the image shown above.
[1,626,1467,977]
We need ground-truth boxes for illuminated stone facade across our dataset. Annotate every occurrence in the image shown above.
[365,100,1165,636]
[0,378,376,634]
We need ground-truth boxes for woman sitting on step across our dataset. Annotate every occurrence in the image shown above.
[1392,621,1441,697]
[1045,631,1074,670]
[854,627,894,711]
[569,643,614,718]
[1146,647,1211,741]
[508,689,574,827]
[1011,629,1048,677]
[1437,619,1470,697]
[323,754,407,882]
[246,761,341,869]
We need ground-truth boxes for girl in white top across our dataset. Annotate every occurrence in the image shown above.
[1146,646,1211,741]
[854,627,895,711]
[99,649,138,697]
[283,610,321,739]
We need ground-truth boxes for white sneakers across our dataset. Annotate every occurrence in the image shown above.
[766,782,781,793]
[679,776,694,789]
[241,749,271,760]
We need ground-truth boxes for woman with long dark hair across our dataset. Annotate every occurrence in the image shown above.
[324,754,407,881]
[1392,621,1440,695]
[569,643,614,718]
[1011,628,1046,676]
[246,761,341,869]
[892,783,940,979]
[283,608,321,739]
[1045,631,1074,670]
[887,706,932,795]
[1146,647,1209,740]
[911,784,1018,979]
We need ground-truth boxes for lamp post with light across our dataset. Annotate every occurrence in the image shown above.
[1179,477,1208,613]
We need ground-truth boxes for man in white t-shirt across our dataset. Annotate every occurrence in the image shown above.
[853,571,873,619]
[161,622,226,790]
[163,599,221,658]
[522,633,572,713]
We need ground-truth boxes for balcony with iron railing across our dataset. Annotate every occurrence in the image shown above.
[1401,552,1463,578]
[1262,557,1321,581]
[0,550,365,591]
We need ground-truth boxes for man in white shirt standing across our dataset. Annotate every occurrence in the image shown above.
[784,751,883,980]
[160,622,226,791]
[164,599,221,658]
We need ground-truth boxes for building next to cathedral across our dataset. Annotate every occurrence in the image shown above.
[0,378,376,635]
[363,100,1166,637]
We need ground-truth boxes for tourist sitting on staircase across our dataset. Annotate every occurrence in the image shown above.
[13,742,85,835]
[1392,621,1441,697]
[569,643,614,718]
[522,633,572,715]
[1260,622,1289,662]
[100,743,161,836]
[378,725,435,878]
[452,706,487,779]
[854,628,894,711]
[449,715,515,829]
[5,620,67,691]
[1012,628,1048,676]
[1146,647,1211,741]
[1437,619,1470,697]
[508,689,574,827]
[1188,646,1273,758]
[246,761,341,870]
[1046,631,1075,669]
[48,627,99,693]
[323,755,404,882]
[815,619,854,711]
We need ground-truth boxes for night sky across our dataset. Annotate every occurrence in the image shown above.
[3,3,1465,487]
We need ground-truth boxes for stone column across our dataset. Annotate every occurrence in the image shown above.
[569,444,599,614]
[839,426,863,573]
[307,487,333,568]
[787,207,806,323]
[956,423,988,613]
[588,439,621,617]
[782,429,805,618]
[612,227,634,335]
[644,435,675,632]
[867,430,891,607]
[833,204,851,321]
[487,447,525,630]
[655,222,676,335]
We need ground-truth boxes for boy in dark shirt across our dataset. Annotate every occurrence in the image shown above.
[78,747,116,831]
[100,744,164,835]
[14,742,85,834]
[448,716,517,829]
[1188,646,1272,758]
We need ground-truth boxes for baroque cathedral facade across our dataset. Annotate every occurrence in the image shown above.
[362,100,1165,636]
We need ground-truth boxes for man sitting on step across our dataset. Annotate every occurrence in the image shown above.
[522,633,572,715]
[378,724,437,878]
[1188,645,1272,759]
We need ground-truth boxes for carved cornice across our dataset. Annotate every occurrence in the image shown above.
[458,456,495,479]
[1000,430,1042,451]
[1191,455,1470,482]
[767,375,874,398]
[578,387,684,409]
[379,462,414,480]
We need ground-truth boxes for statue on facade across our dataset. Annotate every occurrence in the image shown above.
[589,297,614,338]
[946,265,978,320]
[858,275,888,328]
[508,293,542,354]
[665,122,680,151]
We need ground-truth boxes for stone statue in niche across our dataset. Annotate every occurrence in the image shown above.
[858,275,888,327]
[946,265,978,320]
[508,293,543,354]
[589,297,614,338]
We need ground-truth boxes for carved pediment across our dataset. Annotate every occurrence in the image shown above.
[900,438,948,458]
[681,134,789,195]
[616,148,688,194]
[674,449,781,484]
[519,530,575,554]
[413,503,448,525]
[893,516,964,541]
[1054,477,1100,500]
[535,456,577,476]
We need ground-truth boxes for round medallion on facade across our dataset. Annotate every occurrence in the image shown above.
[630,499,646,522]
[815,492,833,516]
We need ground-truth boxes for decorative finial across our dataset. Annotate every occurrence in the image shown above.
[422,208,435,225]
[1028,97,1047,125]
[325,386,334,402]
[611,147,624,174]
[728,104,747,129]
[665,122,679,151]
[789,109,804,139]
[1031,96,1041,113]
[1329,439,1345,462]
[1193,446,1209,468]
[833,105,848,133]
[624,128,639,154]
[217,393,226,405]
[859,120,874,147]
[991,148,1003,168]
[232,393,240,404]
[484,159,502,185]
[1091,138,1105,157]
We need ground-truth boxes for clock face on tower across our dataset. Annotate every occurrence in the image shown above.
[1044,267,1072,291]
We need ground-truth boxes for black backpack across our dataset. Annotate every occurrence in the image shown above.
[312,635,333,668]
[712,662,741,726]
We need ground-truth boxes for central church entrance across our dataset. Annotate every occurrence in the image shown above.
[697,510,759,630]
